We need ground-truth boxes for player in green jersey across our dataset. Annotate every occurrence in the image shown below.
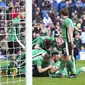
[32,49,53,77]
[32,36,55,54]
[32,49,62,77]
[48,52,85,78]
[0,51,25,77]
[49,58,85,78]
[6,13,25,76]
[57,8,76,78]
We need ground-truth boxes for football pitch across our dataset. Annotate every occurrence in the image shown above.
[0,77,26,85]
[33,60,85,85]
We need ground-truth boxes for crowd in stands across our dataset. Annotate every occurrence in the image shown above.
[32,0,85,60]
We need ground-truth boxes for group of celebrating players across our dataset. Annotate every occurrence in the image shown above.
[32,8,85,78]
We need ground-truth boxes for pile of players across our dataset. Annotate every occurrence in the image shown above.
[32,8,85,78]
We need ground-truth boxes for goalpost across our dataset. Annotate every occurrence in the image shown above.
[26,0,32,85]
[0,0,32,85]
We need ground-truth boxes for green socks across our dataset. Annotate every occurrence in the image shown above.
[59,60,66,74]
[67,60,76,74]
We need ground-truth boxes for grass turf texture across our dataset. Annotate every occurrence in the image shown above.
[0,77,26,85]
[33,60,85,85]
[0,60,26,85]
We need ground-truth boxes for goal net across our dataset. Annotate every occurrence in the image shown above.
[0,0,26,85]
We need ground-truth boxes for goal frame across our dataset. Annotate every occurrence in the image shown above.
[26,0,32,85]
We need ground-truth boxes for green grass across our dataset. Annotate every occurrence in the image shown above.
[0,60,85,85]
[0,60,26,85]
[0,77,26,85]
[33,60,85,85]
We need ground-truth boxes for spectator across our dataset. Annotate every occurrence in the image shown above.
[76,44,85,60]
[43,14,52,28]
[19,0,25,6]
[52,21,60,36]
[40,23,48,36]
[52,0,59,13]
[65,0,72,18]
[34,11,41,23]
[81,13,85,30]
[6,7,11,20]
[58,0,65,12]
[0,6,4,20]
[74,32,82,58]
[49,10,55,24]
[8,0,14,7]
[82,0,85,3]
[80,26,85,45]
[74,32,82,50]
[36,0,43,8]
[75,0,84,18]
[0,0,6,11]
[10,7,18,19]
[75,0,84,8]
[41,7,49,18]
[72,11,79,26]
[32,23,41,38]
[54,15,60,25]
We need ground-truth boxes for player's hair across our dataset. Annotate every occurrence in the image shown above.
[60,8,69,16]
[43,54,51,59]
[81,44,85,48]
[44,39,53,49]
[65,0,69,2]
[52,52,59,56]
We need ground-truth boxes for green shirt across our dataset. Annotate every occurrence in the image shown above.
[48,60,68,77]
[32,56,43,67]
[32,49,54,67]
[32,36,55,53]
[32,49,47,57]
[48,60,61,77]
[62,18,74,42]
[8,18,20,42]
[32,36,54,45]
[32,49,47,67]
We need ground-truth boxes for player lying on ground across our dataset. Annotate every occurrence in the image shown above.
[32,36,54,54]
[32,49,53,77]
[48,53,85,78]
[0,51,25,76]
[32,35,65,55]
[32,49,65,77]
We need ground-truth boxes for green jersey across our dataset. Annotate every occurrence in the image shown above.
[32,49,54,67]
[48,60,61,77]
[48,60,68,77]
[8,18,20,42]
[32,36,54,45]
[62,18,74,42]
[32,49,47,57]
[39,36,54,41]
[32,36,55,53]
[32,49,48,67]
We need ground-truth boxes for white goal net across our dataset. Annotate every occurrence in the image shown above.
[0,0,26,85]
